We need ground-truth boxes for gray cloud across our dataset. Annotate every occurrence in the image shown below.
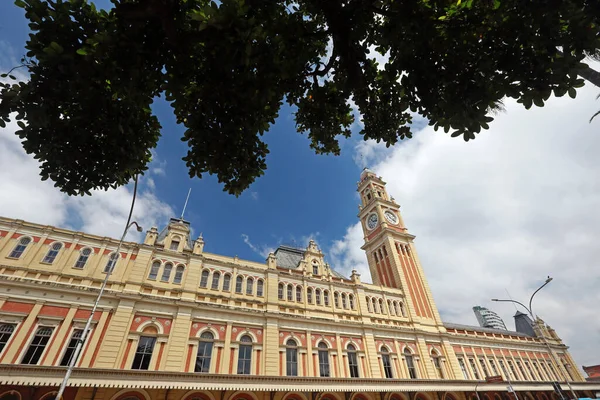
[332,79,600,369]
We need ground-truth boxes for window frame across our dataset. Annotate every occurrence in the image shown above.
[59,329,84,367]
[195,331,215,373]
[103,252,119,273]
[381,346,394,379]
[131,335,156,370]
[404,348,417,379]
[235,276,244,294]
[9,236,32,259]
[160,263,173,282]
[21,326,54,365]
[211,271,221,290]
[285,339,298,377]
[237,335,253,375]
[42,242,62,264]
[200,270,209,288]
[148,260,161,280]
[347,344,360,378]
[246,277,254,295]
[222,274,231,292]
[256,279,264,297]
[173,265,185,284]
[317,342,330,377]
[0,323,16,355]
[296,286,302,302]
[74,247,93,269]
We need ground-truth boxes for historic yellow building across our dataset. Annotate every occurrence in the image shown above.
[0,170,597,400]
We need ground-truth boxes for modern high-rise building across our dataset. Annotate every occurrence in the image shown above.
[473,306,507,330]
[0,169,597,400]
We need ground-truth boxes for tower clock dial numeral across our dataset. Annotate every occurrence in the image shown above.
[384,210,399,225]
[367,213,379,230]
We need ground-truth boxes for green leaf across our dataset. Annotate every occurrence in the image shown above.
[568,88,577,99]
[76,48,88,55]
[14,0,26,8]
[533,97,544,107]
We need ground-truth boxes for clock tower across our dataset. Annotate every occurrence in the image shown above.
[358,168,442,324]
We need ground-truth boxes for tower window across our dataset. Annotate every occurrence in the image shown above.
[9,237,31,259]
[200,270,209,288]
[315,289,321,305]
[433,351,443,378]
[296,286,302,302]
[22,327,54,365]
[278,283,284,300]
[42,243,62,264]
[307,288,313,303]
[131,336,156,370]
[341,293,348,309]
[287,284,293,301]
[334,292,340,308]
[256,280,264,297]
[349,295,355,310]
[170,240,180,251]
[312,263,319,275]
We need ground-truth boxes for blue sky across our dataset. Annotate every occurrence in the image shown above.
[0,0,370,264]
[2,1,600,366]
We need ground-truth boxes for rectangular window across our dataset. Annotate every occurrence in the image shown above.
[235,278,243,294]
[516,361,527,380]
[60,329,84,366]
[469,358,480,379]
[508,360,518,380]
[458,358,469,379]
[433,356,443,378]
[256,280,263,297]
[170,240,179,250]
[211,273,221,290]
[22,326,54,365]
[348,352,360,378]
[195,341,213,373]
[499,360,508,379]
[131,336,156,370]
[525,361,535,380]
[382,354,394,378]
[237,344,252,374]
[313,265,319,275]
[532,361,544,380]
[0,324,16,354]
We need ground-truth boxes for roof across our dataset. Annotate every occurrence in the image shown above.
[443,322,532,337]
[157,218,193,249]
[274,245,347,279]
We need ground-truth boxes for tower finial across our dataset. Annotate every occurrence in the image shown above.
[180,188,192,221]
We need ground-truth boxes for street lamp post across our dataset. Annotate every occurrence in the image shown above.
[491,277,578,400]
[54,221,143,400]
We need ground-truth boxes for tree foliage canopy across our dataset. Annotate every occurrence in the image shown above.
[1,0,599,195]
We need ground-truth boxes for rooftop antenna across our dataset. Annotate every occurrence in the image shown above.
[180,188,192,221]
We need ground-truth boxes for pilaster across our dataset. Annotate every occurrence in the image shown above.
[263,317,280,375]
[163,306,192,371]
[94,299,136,368]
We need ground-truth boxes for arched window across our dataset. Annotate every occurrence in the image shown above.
[404,348,417,379]
[373,298,380,314]
[235,276,243,293]
[42,243,62,264]
[323,290,330,306]
[296,286,302,302]
[318,342,330,377]
[379,298,385,314]
[388,300,395,315]
[307,288,313,304]
[237,335,253,374]
[367,298,373,313]
[161,263,173,282]
[173,265,185,284]
[315,289,322,305]
[22,326,54,364]
[347,344,359,377]
[278,283,284,300]
[200,270,209,288]
[195,331,214,373]
[0,391,20,400]
[74,248,92,269]
[285,339,298,376]
[400,302,406,317]
[256,279,264,297]
[212,271,221,289]
[432,350,443,378]
[104,253,119,273]
[394,301,401,316]
[132,335,156,370]
[334,292,340,308]
[9,237,31,259]
[223,274,231,292]
[381,346,393,378]
[246,277,254,295]
[312,261,319,275]
[287,284,293,301]
[148,261,160,280]
[341,293,348,309]
[60,329,83,366]
[349,294,355,310]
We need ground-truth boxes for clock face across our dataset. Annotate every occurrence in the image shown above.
[384,210,399,225]
[367,213,379,230]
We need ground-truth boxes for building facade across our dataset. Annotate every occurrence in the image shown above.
[0,170,598,400]
[473,307,507,331]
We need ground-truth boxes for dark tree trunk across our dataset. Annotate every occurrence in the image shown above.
[556,49,600,88]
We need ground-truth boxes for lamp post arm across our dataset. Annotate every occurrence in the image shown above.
[492,299,532,317]
[529,279,551,320]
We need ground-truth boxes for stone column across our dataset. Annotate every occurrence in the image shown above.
[163,306,192,371]
[94,299,136,368]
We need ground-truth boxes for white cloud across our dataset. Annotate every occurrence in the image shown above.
[250,191,259,201]
[332,80,600,368]
[0,76,174,242]
[241,234,274,258]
